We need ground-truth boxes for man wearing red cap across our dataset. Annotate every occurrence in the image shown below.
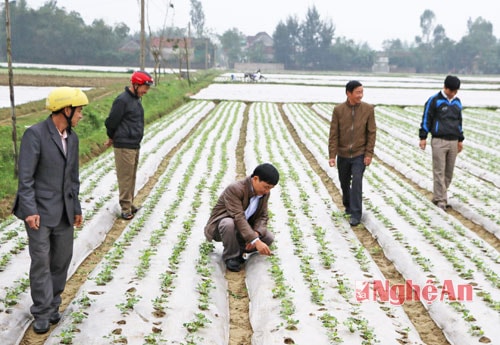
[105,71,153,220]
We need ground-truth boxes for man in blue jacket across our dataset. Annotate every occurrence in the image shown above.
[104,71,153,220]
[419,75,464,210]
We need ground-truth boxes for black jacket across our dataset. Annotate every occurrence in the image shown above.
[105,87,145,149]
[419,91,464,141]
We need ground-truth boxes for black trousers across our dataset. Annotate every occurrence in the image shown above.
[337,154,366,220]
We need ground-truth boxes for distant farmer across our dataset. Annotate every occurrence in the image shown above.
[104,70,153,220]
[419,75,464,210]
[13,87,88,334]
[328,80,377,226]
[204,163,279,272]
[253,69,261,81]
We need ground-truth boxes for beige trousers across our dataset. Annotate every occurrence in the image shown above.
[431,137,458,205]
[113,147,140,214]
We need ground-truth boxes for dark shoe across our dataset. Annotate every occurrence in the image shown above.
[121,212,134,220]
[349,218,360,226]
[33,319,50,334]
[437,202,447,211]
[225,258,241,272]
[49,311,61,324]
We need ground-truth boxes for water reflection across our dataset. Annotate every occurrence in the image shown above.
[0,86,54,108]
[0,86,93,108]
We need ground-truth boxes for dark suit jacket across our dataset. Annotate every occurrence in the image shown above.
[204,177,270,243]
[13,116,81,227]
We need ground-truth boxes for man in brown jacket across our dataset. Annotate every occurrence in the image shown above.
[204,163,279,272]
[328,80,376,226]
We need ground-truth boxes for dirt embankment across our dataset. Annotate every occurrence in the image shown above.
[0,73,126,87]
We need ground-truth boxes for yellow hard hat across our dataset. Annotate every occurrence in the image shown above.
[46,87,89,112]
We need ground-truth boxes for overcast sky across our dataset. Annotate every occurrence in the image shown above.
[25,0,500,50]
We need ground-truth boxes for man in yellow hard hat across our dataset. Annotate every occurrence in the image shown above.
[13,87,88,334]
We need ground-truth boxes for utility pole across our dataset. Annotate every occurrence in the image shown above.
[184,23,191,85]
[140,0,145,70]
[205,38,208,70]
[4,0,18,177]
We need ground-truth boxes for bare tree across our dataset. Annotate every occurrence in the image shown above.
[147,1,176,85]
[140,0,146,69]
[4,0,18,177]
[184,36,190,85]
[420,10,436,44]
[189,0,205,38]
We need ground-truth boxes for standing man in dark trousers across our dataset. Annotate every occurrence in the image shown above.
[104,71,153,220]
[13,87,88,334]
[204,163,279,272]
[419,75,464,210]
[329,80,377,226]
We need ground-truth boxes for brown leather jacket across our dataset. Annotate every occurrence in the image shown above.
[329,100,376,159]
[204,177,269,243]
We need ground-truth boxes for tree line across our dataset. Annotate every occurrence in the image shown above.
[383,10,500,74]
[1,1,500,74]
[1,0,138,66]
[253,7,500,74]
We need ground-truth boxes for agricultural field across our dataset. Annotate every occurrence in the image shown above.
[0,73,499,345]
